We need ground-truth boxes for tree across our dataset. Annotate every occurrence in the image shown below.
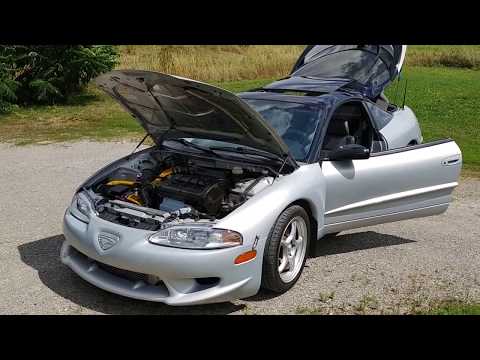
[0,45,119,112]
[0,49,18,113]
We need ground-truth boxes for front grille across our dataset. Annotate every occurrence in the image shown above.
[96,262,150,283]
[68,246,164,287]
[66,245,170,299]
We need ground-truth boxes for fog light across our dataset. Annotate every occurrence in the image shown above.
[234,250,257,265]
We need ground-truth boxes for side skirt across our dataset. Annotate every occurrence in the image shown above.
[322,203,449,234]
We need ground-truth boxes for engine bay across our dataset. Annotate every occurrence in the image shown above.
[85,148,276,231]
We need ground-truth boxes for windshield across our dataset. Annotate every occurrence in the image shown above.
[243,99,322,161]
[178,99,323,162]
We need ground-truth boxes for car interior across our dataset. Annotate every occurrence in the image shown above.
[321,101,386,156]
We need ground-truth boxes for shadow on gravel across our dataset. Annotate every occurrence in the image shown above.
[242,231,417,303]
[17,235,245,315]
[18,231,415,313]
[310,231,416,258]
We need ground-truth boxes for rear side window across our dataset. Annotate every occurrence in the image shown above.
[293,48,391,87]
[365,102,393,130]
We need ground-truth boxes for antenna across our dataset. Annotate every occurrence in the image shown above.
[402,78,408,109]
[393,76,401,106]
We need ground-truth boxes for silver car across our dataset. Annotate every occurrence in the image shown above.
[61,45,462,305]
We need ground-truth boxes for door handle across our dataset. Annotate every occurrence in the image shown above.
[441,156,461,166]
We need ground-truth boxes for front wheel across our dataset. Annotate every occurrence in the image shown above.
[261,205,310,293]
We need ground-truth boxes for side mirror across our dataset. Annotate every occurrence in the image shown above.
[328,144,370,161]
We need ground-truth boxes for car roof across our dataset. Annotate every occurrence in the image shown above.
[238,88,355,107]
[263,76,354,94]
[238,76,368,107]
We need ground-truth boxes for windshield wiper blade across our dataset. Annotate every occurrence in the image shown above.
[163,139,223,158]
[209,145,282,162]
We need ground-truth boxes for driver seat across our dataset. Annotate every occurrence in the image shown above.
[323,119,355,151]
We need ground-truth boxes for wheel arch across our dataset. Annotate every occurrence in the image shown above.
[287,199,318,248]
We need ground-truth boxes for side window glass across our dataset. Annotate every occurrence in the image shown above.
[365,102,393,130]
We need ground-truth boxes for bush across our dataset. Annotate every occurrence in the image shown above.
[0,45,118,112]
[0,50,18,113]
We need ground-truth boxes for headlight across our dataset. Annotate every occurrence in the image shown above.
[76,196,90,216]
[149,225,243,249]
[69,193,91,223]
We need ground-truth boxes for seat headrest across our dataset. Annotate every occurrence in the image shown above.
[333,104,363,120]
[327,118,349,136]
[327,104,364,136]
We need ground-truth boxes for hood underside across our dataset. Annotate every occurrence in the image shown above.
[95,70,292,159]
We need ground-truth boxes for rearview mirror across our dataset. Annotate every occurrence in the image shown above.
[328,144,370,161]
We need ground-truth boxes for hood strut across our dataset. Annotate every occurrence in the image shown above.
[131,133,150,154]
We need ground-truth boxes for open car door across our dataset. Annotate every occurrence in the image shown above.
[321,139,462,232]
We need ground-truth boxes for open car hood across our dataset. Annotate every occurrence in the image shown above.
[95,70,292,160]
[290,45,407,98]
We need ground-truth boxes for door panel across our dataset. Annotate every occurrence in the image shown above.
[322,140,462,232]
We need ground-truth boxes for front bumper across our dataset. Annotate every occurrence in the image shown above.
[61,210,262,305]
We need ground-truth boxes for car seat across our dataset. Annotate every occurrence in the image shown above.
[323,117,355,151]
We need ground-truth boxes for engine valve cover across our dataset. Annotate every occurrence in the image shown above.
[154,174,226,215]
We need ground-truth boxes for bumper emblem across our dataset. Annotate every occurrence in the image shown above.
[97,232,119,251]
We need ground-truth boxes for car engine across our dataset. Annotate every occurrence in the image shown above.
[87,149,275,230]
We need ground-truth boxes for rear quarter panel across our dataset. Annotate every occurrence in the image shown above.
[380,106,423,149]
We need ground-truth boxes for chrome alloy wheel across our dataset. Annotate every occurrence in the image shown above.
[277,216,308,283]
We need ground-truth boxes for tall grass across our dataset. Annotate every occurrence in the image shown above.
[117,45,304,82]
[406,45,480,68]
[117,45,480,82]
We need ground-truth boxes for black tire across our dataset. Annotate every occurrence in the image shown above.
[261,205,311,293]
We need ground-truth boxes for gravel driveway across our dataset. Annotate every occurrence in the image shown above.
[1,141,479,315]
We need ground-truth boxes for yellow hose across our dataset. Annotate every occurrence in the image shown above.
[159,168,173,178]
[126,194,143,206]
[105,180,137,187]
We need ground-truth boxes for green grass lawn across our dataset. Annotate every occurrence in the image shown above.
[385,67,480,173]
[0,78,271,145]
[0,67,478,173]
[420,301,480,315]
